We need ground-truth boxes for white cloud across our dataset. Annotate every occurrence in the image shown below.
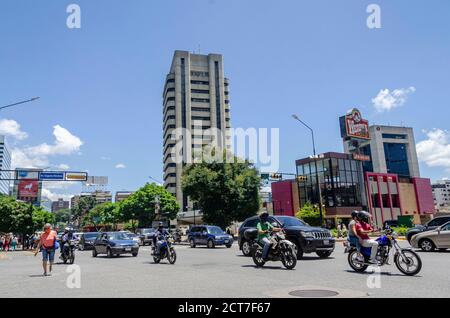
[0,119,28,140]
[372,87,416,112]
[26,125,83,156]
[57,164,70,170]
[115,163,126,169]
[11,125,83,169]
[417,129,450,172]
[41,188,73,202]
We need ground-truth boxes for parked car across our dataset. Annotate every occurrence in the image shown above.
[406,216,450,243]
[78,232,99,251]
[410,221,450,252]
[136,228,156,246]
[92,232,139,258]
[188,225,233,248]
[123,232,141,245]
[238,215,335,259]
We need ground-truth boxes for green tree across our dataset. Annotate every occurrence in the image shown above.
[71,196,96,225]
[83,202,122,231]
[296,202,321,226]
[119,183,179,230]
[54,208,72,224]
[0,194,54,235]
[182,152,261,229]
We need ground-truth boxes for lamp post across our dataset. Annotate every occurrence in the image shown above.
[292,114,324,226]
[0,97,40,112]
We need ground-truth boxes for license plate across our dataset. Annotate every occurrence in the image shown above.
[125,247,131,251]
[224,240,229,243]
[323,240,330,245]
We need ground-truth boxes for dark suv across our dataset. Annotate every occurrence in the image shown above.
[406,216,450,243]
[136,228,156,246]
[238,215,335,259]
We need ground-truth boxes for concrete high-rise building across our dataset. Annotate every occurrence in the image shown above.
[163,50,232,211]
[115,191,134,203]
[432,180,450,208]
[344,125,420,178]
[51,198,70,212]
[0,135,11,195]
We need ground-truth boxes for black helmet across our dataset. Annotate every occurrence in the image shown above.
[259,212,269,222]
[158,222,164,229]
[351,211,359,219]
[357,211,371,223]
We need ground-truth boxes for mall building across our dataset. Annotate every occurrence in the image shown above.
[272,110,435,227]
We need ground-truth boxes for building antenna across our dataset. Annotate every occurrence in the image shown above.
[198,44,201,55]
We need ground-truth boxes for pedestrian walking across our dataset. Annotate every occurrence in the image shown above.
[3,234,10,252]
[12,236,18,251]
[0,235,3,251]
[34,224,58,276]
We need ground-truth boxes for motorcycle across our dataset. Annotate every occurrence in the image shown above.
[244,227,297,270]
[344,227,422,276]
[60,240,76,264]
[152,235,177,264]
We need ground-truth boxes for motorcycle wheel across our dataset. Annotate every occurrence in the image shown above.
[63,257,68,264]
[153,255,161,263]
[252,247,266,267]
[69,253,75,265]
[281,247,297,270]
[394,249,422,276]
[168,248,177,264]
[348,250,368,273]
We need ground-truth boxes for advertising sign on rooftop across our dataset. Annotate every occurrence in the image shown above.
[339,108,370,140]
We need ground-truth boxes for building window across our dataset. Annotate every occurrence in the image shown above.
[191,98,210,103]
[382,133,407,139]
[191,89,210,94]
[383,143,410,177]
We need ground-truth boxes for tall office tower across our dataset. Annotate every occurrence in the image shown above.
[0,135,11,195]
[163,51,232,211]
[344,125,420,178]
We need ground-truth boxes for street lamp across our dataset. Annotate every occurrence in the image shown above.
[0,97,40,111]
[292,114,324,226]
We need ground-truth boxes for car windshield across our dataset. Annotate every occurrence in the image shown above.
[107,232,130,240]
[125,233,137,238]
[84,233,98,239]
[142,229,155,233]
[275,217,306,227]
[208,226,224,235]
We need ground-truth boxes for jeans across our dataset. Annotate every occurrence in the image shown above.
[42,248,55,262]
[156,241,164,254]
[260,237,271,260]
[361,239,379,261]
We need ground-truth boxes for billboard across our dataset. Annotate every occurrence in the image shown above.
[85,176,108,185]
[65,172,88,181]
[17,170,40,180]
[18,180,39,197]
[340,108,370,140]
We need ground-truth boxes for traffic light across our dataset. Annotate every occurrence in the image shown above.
[270,173,282,180]
[297,175,308,182]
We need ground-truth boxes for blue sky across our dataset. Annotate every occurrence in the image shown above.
[1,0,450,201]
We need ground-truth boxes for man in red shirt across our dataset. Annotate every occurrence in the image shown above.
[355,211,378,264]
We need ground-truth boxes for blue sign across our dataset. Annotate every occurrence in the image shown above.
[39,172,65,181]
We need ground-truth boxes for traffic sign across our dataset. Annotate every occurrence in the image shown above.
[39,171,65,181]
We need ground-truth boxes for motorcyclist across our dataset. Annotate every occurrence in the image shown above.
[256,212,281,261]
[153,222,170,256]
[60,227,73,259]
[355,211,378,264]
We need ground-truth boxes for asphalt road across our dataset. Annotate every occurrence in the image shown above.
[0,241,449,298]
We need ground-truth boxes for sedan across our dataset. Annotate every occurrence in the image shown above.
[92,232,140,258]
[410,221,450,252]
